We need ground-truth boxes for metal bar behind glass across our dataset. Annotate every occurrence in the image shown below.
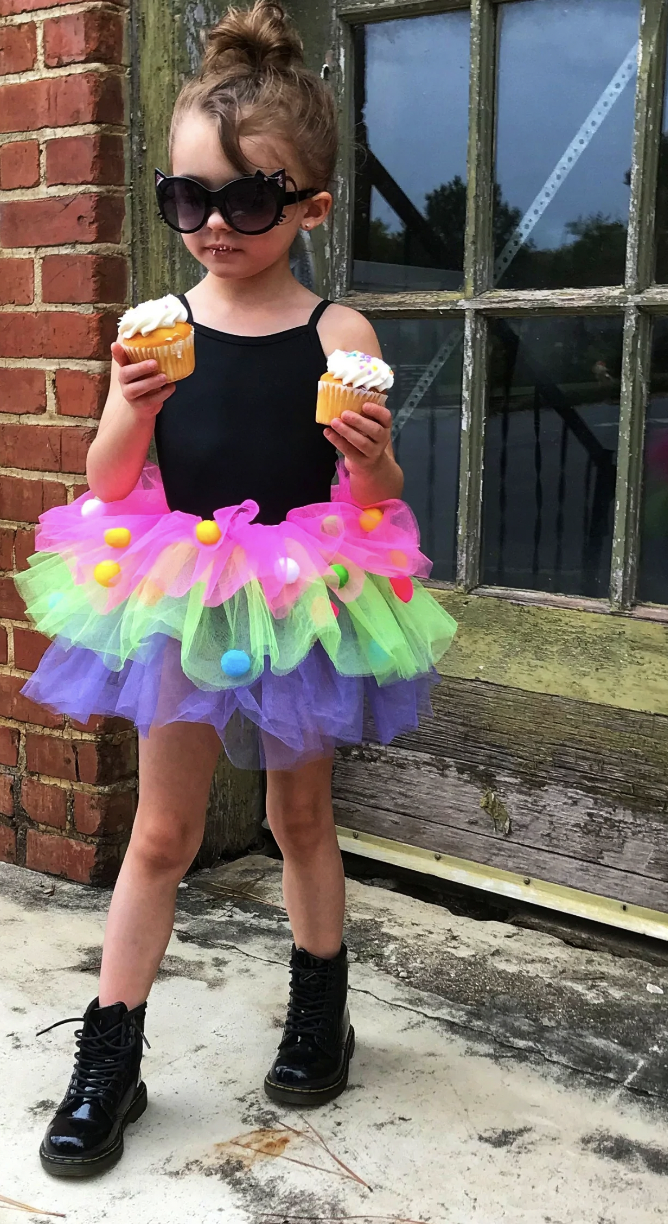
[457,311,488,587]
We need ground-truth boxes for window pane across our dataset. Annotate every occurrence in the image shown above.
[482,317,623,598]
[654,66,668,282]
[352,13,470,294]
[638,318,668,604]
[495,0,639,291]
[377,319,464,582]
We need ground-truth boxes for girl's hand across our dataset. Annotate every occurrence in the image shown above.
[111,342,176,418]
[324,402,393,472]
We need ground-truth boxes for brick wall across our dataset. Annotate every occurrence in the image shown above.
[0,0,136,885]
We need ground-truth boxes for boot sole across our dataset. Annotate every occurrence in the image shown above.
[264,1026,356,1108]
[39,1082,148,1178]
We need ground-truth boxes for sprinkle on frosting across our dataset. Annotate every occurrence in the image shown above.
[118,294,188,339]
[326,349,394,392]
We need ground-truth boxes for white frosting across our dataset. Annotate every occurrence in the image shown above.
[118,295,188,339]
[326,349,394,392]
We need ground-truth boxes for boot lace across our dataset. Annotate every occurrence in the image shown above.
[37,1014,150,1105]
[283,962,332,1041]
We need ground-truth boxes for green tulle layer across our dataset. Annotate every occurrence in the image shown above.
[17,550,457,690]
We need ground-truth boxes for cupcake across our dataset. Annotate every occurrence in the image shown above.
[117,295,195,382]
[316,350,394,425]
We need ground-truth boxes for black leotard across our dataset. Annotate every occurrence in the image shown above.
[154,296,336,524]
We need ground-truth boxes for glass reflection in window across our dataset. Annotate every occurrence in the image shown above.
[494,0,639,290]
[352,12,470,293]
[638,318,668,604]
[482,316,623,597]
[377,319,464,582]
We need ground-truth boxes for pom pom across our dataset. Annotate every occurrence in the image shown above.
[94,560,121,588]
[321,515,342,536]
[47,593,63,611]
[274,556,300,584]
[196,520,222,545]
[81,497,104,519]
[104,527,132,549]
[221,649,251,677]
[390,549,408,569]
[390,576,413,603]
[329,563,349,589]
[359,508,383,532]
[368,640,390,667]
[330,600,340,619]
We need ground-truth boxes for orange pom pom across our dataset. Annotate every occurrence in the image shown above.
[359,507,383,532]
[389,549,408,569]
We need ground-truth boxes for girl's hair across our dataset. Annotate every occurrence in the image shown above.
[171,1,338,191]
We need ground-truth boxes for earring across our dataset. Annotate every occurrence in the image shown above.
[278,211,286,224]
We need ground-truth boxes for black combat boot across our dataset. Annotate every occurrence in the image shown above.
[38,997,148,1177]
[264,943,355,1106]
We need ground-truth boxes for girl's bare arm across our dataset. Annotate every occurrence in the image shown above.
[86,344,175,502]
[318,305,404,507]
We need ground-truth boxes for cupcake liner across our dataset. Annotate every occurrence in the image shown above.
[315,381,387,425]
[121,328,195,382]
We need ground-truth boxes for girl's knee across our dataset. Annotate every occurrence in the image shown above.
[130,816,202,877]
[267,793,333,857]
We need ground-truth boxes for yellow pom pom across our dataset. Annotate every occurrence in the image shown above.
[195,519,222,545]
[104,527,132,549]
[136,578,163,606]
[359,507,383,532]
[94,560,121,588]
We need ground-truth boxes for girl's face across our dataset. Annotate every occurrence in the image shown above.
[170,110,332,280]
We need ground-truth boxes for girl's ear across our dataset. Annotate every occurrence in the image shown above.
[301,191,333,232]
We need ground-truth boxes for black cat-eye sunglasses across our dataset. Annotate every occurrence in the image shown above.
[155,168,316,235]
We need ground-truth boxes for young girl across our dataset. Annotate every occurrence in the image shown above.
[17,0,456,1178]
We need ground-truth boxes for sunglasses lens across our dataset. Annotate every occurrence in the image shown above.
[159,178,208,232]
[224,175,281,233]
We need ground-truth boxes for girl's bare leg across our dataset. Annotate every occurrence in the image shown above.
[98,722,222,1009]
[265,756,344,959]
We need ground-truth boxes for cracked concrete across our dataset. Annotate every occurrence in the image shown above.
[1,854,668,1223]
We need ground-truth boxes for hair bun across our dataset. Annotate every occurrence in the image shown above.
[201,1,304,75]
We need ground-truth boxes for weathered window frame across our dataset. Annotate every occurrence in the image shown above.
[330,0,668,617]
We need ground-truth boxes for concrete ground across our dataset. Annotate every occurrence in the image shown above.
[1,855,668,1224]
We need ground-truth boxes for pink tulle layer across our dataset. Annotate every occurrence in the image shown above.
[36,462,432,614]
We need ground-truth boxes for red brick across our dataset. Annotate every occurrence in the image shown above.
[44,11,123,67]
[0,823,16,865]
[0,73,123,134]
[26,732,76,780]
[0,575,25,619]
[0,369,46,415]
[0,527,13,570]
[74,788,135,836]
[0,139,40,189]
[69,714,129,733]
[0,726,19,768]
[0,258,34,306]
[0,423,95,474]
[0,312,117,360]
[14,627,49,671]
[21,776,67,828]
[0,626,7,665]
[14,527,36,571]
[46,133,124,187]
[42,255,127,305]
[2,0,125,13]
[0,773,13,817]
[0,476,66,525]
[76,737,137,786]
[0,21,36,73]
[0,674,62,728]
[55,369,109,419]
[1,195,124,248]
[25,829,99,883]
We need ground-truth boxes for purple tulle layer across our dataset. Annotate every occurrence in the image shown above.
[23,635,437,770]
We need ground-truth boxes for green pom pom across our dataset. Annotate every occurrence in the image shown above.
[331,563,349,589]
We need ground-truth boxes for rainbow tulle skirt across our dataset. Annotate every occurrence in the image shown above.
[15,464,457,769]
